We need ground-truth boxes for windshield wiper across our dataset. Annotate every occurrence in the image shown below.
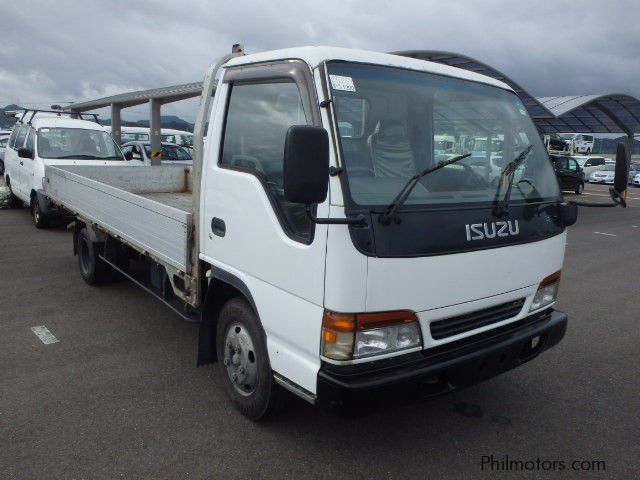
[379,152,471,226]
[492,144,533,217]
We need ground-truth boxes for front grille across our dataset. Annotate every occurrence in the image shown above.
[430,299,526,340]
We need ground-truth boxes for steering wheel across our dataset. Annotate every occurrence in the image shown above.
[230,155,265,175]
[456,163,487,188]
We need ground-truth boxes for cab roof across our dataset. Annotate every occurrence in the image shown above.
[25,115,107,131]
[225,46,514,92]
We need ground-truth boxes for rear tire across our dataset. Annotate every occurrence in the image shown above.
[575,182,584,195]
[215,297,285,420]
[77,227,110,285]
[31,198,49,229]
[6,183,23,209]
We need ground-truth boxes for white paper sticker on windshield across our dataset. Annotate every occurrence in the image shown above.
[40,128,50,132]
[330,75,356,92]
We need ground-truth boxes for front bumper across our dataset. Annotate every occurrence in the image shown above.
[317,309,566,406]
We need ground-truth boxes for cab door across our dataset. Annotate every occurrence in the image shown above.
[9,125,29,198]
[20,127,36,197]
[201,61,328,393]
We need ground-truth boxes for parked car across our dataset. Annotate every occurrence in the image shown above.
[3,111,127,227]
[120,141,193,165]
[550,154,584,194]
[633,173,640,187]
[105,126,194,147]
[627,162,640,185]
[544,133,569,152]
[0,133,10,175]
[573,156,609,182]
[589,164,616,184]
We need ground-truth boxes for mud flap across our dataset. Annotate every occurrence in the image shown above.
[197,285,217,366]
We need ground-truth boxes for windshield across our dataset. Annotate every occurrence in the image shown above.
[328,63,560,209]
[38,127,123,160]
[600,165,615,172]
[143,144,192,161]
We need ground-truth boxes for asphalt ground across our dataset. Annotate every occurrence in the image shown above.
[1,180,639,479]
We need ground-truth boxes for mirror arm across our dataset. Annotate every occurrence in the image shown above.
[569,187,627,208]
[305,205,368,226]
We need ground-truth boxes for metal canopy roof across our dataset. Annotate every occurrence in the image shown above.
[64,82,204,111]
[393,50,555,119]
[395,50,640,137]
[534,95,640,135]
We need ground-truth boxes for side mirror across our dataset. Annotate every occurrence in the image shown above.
[613,142,629,194]
[560,203,578,227]
[18,148,34,159]
[124,151,133,160]
[283,125,329,205]
[282,125,367,227]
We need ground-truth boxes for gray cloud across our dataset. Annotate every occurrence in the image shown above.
[1,0,639,121]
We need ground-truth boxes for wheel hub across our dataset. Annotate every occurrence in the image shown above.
[223,322,258,396]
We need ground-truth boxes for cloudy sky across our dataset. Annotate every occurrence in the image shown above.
[2,0,639,122]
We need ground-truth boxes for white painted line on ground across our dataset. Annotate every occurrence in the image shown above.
[593,231,617,237]
[632,225,639,228]
[31,326,59,344]
[581,192,640,200]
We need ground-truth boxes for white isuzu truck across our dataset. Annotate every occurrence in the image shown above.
[42,47,629,420]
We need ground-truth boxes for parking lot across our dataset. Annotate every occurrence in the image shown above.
[1,180,638,479]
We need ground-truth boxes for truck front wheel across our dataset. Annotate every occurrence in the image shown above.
[216,297,285,420]
[77,228,110,285]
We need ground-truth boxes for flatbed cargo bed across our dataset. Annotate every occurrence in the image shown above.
[44,165,193,272]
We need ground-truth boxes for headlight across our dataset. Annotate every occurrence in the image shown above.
[321,310,422,361]
[529,271,561,312]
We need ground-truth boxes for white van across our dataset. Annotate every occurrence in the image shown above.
[3,112,128,227]
[573,156,610,182]
[560,133,594,155]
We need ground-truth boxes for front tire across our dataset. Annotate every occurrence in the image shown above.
[215,297,285,420]
[77,227,111,285]
[31,198,49,229]
[575,182,584,195]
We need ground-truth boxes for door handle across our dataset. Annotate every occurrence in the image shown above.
[211,217,226,237]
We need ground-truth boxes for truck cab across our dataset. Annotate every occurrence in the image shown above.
[196,47,570,415]
[3,113,127,227]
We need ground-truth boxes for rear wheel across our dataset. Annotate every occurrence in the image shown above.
[215,297,285,420]
[575,182,584,195]
[31,198,49,229]
[6,182,23,209]
[77,227,110,285]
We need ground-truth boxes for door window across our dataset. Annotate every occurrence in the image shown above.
[25,128,35,152]
[8,127,19,149]
[220,81,311,241]
[13,125,28,149]
[568,158,579,172]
